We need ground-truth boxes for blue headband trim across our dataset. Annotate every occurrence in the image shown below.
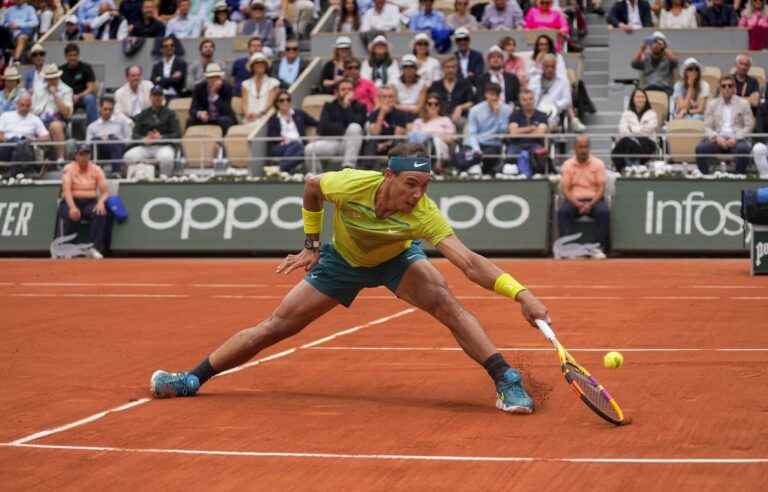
[388,156,431,173]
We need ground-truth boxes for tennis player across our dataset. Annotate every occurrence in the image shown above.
[151,143,549,413]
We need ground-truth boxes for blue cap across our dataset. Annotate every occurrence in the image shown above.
[388,156,431,174]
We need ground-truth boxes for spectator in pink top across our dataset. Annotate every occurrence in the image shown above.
[524,0,570,52]
[499,36,527,84]
[344,58,378,113]
[739,0,768,50]
[408,93,456,173]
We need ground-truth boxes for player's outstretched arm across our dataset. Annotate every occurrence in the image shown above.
[436,235,549,327]
[276,175,324,275]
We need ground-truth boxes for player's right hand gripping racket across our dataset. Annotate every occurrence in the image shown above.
[535,319,628,426]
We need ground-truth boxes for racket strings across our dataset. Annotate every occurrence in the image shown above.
[566,363,621,420]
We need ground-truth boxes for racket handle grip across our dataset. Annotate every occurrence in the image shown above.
[535,319,557,341]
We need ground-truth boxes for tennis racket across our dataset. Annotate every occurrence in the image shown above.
[535,319,628,426]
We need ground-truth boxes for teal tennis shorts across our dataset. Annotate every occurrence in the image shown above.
[305,241,427,307]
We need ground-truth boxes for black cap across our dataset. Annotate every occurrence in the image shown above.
[75,143,91,154]
[150,85,164,95]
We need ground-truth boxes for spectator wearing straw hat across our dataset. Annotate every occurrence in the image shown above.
[188,63,236,133]
[360,0,401,32]
[58,143,109,259]
[241,52,280,122]
[61,14,83,41]
[86,96,132,177]
[475,45,520,106]
[321,36,353,94]
[361,36,400,89]
[4,0,39,61]
[204,1,237,37]
[453,27,484,84]
[124,85,181,177]
[23,43,46,94]
[231,36,274,94]
[151,36,188,99]
[31,63,72,162]
[271,38,307,89]
[0,65,28,113]
[411,32,442,84]
[0,94,49,177]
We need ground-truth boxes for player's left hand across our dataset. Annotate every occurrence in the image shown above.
[276,248,320,275]
[517,290,550,328]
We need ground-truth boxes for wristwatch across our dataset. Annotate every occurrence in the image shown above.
[304,238,321,251]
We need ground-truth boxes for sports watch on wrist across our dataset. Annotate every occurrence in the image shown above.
[304,237,321,251]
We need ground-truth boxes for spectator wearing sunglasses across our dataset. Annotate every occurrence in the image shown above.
[266,89,318,172]
[408,93,456,173]
[271,39,307,89]
[344,58,378,113]
[23,44,47,95]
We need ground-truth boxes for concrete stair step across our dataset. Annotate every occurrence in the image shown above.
[585,84,610,98]
[584,35,608,47]
[584,58,608,71]
[583,70,609,85]
[582,124,618,135]
[585,111,624,125]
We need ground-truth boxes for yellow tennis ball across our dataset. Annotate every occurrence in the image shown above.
[603,351,624,369]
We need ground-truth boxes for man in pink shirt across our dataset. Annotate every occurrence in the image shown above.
[557,135,609,259]
[524,0,570,52]
[344,58,378,113]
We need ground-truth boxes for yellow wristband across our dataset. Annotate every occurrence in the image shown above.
[494,273,527,300]
[302,208,324,234]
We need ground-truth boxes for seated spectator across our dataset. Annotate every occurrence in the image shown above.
[336,0,362,32]
[57,144,109,259]
[733,53,761,113]
[529,34,568,80]
[525,0,570,52]
[86,96,132,176]
[695,75,754,174]
[321,36,353,94]
[393,55,428,120]
[36,0,64,36]
[124,85,181,176]
[360,0,401,32]
[191,0,217,21]
[507,88,548,178]
[362,36,401,88]
[659,0,698,28]
[363,85,409,168]
[446,0,479,30]
[630,32,678,96]
[344,58,378,113]
[0,94,49,177]
[115,65,153,118]
[672,58,709,120]
[612,88,658,173]
[187,38,227,90]
[411,33,442,84]
[558,135,609,259]
[0,66,28,113]
[284,0,316,38]
[408,93,456,173]
[77,0,116,27]
[90,1,128,40]
[429,56,474,126]
[165,0,204,38]
[409,0,448,32]
[241,52,280,121]
[499,36,526,83]
[266,89,318,172]
[204,1,237,37]
[61,14,83,41]
[232,36,272,95]
[529,54,571,129]
[188,63,236,133]
[453,27,484,84]
[129,0,166,38]
[607,0,653,30]
[151,36,188,99]
[120,0,144,26]
[305,78,366,172]
[272,38,307,89]
[5,0,39,61]
[60,43,98,125]
[466,83,512,174]
[739,0,768,51]
[31,64,72,162]
[701,0,738,26]
[24,43,46,94]
[476,46,520,107]
[751,95,768,178]
[240,1,282,52]
[481,0,524,30]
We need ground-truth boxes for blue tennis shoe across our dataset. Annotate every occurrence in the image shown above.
[495,368,534,414]
[150,370,200,398]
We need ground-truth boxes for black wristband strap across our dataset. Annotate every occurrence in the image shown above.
[304,238,321,251]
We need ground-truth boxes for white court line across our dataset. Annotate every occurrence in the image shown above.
[20,282,174,287]
[641,296,720,300]
[307,346,768,353]
[2,443,767,464]
[10,293,189,299]
[690,285,764,289]
[9,399,150,446]
[192,284,269,288]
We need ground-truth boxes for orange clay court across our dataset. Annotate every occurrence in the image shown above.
[1,258,767,491]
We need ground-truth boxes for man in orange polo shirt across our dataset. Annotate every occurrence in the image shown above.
[558,135,609,259]
[57,144,109,259]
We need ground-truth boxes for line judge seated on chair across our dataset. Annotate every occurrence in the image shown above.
[124,85,182,177]
[187,63,236,134]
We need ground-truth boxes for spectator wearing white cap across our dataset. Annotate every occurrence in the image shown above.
[241,53,280,121]
[672,57,709,120]
[321,36,353,94]
[393,54,428,120]
[630,31,678,95]
[204,1,237,37]
[4,0,38,61]
[481,0,524,30]
[360,0,401,32]
[61,14,83,41]
[31,63,72,162]
[115,65,154,118]
[446,0,479,30]
[411,32,442,84]
[0,66,29,113]
[453,27,484,84]
[240,1,282,51]
[0,94,50,177]
[475,46,520,106]
[409,0,448,32]
[165,0,204,38]
[272,38,307,88]
[361,36,401,88]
